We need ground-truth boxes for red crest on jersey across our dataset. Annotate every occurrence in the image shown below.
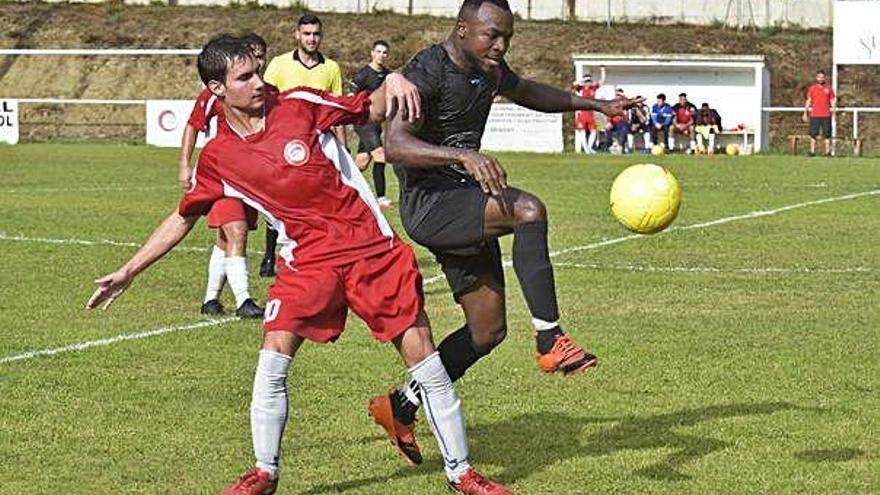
[283,140,309,166]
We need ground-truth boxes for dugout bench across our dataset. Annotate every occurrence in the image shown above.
[788,135,865,157]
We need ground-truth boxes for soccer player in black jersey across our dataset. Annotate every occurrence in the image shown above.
[368,0,642,469]
[350,40,394,208]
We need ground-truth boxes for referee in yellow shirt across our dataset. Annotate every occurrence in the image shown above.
[260,13,347,276]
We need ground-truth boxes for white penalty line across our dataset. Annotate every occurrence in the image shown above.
[425,188,880,285]
[0,232,209,253]
[0,318,238,365]
[554,262,876,275]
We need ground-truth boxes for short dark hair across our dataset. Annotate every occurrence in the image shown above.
[458,0,512,18]
[298,13,322,27]
[679,92,687,98]
[657,93,666,100]
[701,102,709,108]
[242,32,267,53]
[197,34,254,85]
[373,40,389,49]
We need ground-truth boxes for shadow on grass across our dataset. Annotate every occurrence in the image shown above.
[300,402,796,493]
[795,448,864,463]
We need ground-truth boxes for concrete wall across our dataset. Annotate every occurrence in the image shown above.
[159,0,833,28]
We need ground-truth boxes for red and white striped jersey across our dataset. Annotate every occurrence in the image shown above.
[179,87,398,268]
[187,87,223,133]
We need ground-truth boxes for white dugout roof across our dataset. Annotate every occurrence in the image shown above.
[573,54,769,151]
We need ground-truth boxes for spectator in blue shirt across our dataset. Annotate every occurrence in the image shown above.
[650,93,674,150]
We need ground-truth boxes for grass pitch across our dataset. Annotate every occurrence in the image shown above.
[0,144,877,494]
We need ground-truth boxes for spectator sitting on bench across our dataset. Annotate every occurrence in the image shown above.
[671,92,698,152]
[695,102,722,155]
[604,88,632,153]
[650,93,674,151]
[629,96,651,153]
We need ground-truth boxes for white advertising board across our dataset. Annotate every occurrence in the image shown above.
[833,0,880,65]
[481,103,563,153]
[145,100,214,147]
[0,99,19,145]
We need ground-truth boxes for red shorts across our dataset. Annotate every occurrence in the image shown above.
[575,112,596,130]
[262,243,425,343]
[207,198,258,230]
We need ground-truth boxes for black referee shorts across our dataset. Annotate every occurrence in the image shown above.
[400,186,504,299]
[355,123,383,154]
[809,117,832,138]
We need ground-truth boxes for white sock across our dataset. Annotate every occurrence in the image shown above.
[696,134,704,149]
[587,130,598,153]
[668,136,675,149]
[574,130,585,153]
[709,133,716,150]
[251,350,291,479]
[410,352,470,482]
[225,256,251,308]
[203,245,226,303]
[689,140,696,150]
[401,379,421,407]
[532,317,559,331]
[644,133,653,148]
[627,134,635,152]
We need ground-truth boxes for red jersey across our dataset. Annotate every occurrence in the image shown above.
[574,83,601,129]
[179,87,398,269]
[188,84,279,133]
[187,88,224,133]
[807,83,836,118]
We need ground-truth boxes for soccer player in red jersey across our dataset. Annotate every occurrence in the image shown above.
[87,34,511,495]
[671,92,698,153]
[803,70,837,157]
[571,65,605,154]
[177,33,269,318]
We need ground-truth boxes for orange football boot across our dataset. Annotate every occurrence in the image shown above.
[448,469,514,495]
[368,391,423,465]
[536,334,598,375]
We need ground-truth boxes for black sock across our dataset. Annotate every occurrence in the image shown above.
[264,226,278,260]
[535,326,565,354]
[512,221,560,325]
[392,325,490,423]
[373,162,386,198]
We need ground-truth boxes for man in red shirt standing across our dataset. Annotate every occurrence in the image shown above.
[803,70,837,157]
[571,65,605,154]
[176,33,267,319]
[87,34,510,495]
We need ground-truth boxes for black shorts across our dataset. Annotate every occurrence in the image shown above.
[355,123,383,154]
[810,117,832,138]
[400,185,504,298]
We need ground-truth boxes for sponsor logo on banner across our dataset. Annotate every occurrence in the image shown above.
[146,100,215,147]
[481,103,563,153]
[0,99,20,145]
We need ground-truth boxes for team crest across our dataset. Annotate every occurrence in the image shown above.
[283,140,309,166]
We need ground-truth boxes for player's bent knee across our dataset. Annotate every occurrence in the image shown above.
[261,330,304,357]
[514,194,547,224]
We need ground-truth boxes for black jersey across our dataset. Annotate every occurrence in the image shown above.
[350,64,391,93]
[395,44,520,191]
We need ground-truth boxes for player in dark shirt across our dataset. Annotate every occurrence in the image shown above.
[368,0,642,468]
[350,40,394,208]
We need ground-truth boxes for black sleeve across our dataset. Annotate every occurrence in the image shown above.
[497,59,521,94]
[402,52,440,104]
[349,67,367,93]
[713,110,722,130]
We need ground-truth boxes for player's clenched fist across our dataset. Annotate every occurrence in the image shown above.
[460,151,507,196]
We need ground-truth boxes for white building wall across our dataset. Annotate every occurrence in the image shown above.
[118,0,835,27]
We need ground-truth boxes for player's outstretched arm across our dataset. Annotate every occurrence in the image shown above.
[503,78,644,117]
[86,212,199,310]
[178,123,199,188]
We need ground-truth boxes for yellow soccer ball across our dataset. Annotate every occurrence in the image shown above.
[725,143,740,156]
[650,144,665,156]
[610,164,682,234]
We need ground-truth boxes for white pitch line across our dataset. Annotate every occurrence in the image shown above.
[0,318,237,365]
[555,262,876,274]
[0,185,178,194]
[0,232,209,253]
[422,188,880,285]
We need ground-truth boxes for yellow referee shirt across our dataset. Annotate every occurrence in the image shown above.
[264,50,343,94]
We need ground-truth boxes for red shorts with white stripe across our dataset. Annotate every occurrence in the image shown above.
[262,243,424,343]
[206,197,258,230]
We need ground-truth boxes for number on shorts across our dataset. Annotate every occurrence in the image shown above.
[264,299,281,322]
